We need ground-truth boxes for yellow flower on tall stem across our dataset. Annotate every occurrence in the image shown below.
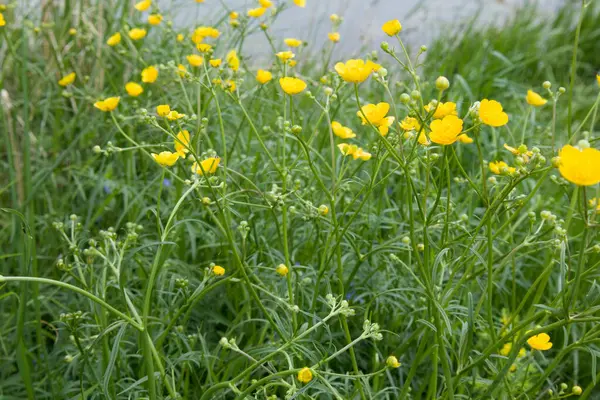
[425,101,457,119]
[125,82,144,96]
[276,51,295,62]
[328,32,340,43]
[94,97,120,112]
[527,332,552,351]
[192,157,220,175]
[175,130,191,156]
[151,151,179,166]
[335,59,380,83]
[141,66,158,83]
[128,28,147,41]
[156,104,171,116]
[293,0,306,7]
[284,38,302,47]
[226,50,240,71]
[134,0,151,11]
[247,7,266,18]
[107,32,121,46]
[148,14,163,25]
[526,90,547,106]
[357,102,394,136]
[279,77,306,95]
[479,99,508,127]
[187,54,204,67]
[58,72,76,87]
[382,19,401,36]
[429,115,464,145]
[558,145,600,186]
[331,121,356,139]
[256,69,273,84]
[489,161,515,176]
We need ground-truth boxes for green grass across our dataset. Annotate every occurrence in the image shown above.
[1,0,600,399]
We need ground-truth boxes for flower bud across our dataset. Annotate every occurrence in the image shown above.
[435,76,450,91]
[399,93,410,104]
[542,81,551,89]
[386,355,401,368]
[410,90,421,100]
[572,386,582,395]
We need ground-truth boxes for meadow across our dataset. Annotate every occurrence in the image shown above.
[1,0,600,399]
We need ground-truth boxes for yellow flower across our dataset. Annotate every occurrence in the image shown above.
[94,97,120,112]
[330,14,340,23]
[197,43,212,52]
[167,110,185,120]
[256,69,273,84]
[0,13,6,27]
[386,356,401,368]
[279,77,307,95]
[558,145,600,186]
[248,7,267,17]
[176,33,184,42]
[259,0,273,7]
[489,161,515,176]
[276,51,295,61]
[526,90,547,106]
[338,144,371,160]
[479,99,508,127]
[382,19,402,36]
[125,82,144,96]
[134,0,151,11]
[328,32,340,43]
[68,28,77,35]
[500,343,526,357]
[212,265,225,276]
[177,64,187,77]
[226,50,240,71]
[331,121,356,139]
[425,101,457,119]
[289,60,297,67]
[404,131,430,146]
[156,104,171,116]
[209,59,222,67]
[293,0,306,7]
[504,143,533,163]
[275,264,289,276]
[192,157,220,175]
[187,54,204,67]
[196,0,205,3]
[226,80,236,92]
[527,332,552,351]
[429,115,464,145]
[175,130,190,156]
[151,151,179,166]
[588,198,600,214]
[128,28,147,41]
[457,134,473,144]
[230,12,239,20]
[148,14,162,25]
[107,32,121,46]
[192,26,220,44]
[334,59,379,83]
[400,116,420,131]
[357,102,394,136]
[285,38,302,47]
[297,367,312,383]
[141,66,158,83]
[596,74,600,87]
[58,72,76,87]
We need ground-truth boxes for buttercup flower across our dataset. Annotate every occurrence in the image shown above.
[328,32,340,42]
[489,161,515,175]
[151,151,179,166]
[275,264,289,276]
[499,343,526,357]
[429,115,464,145]
[187,54,204,67]
[382,19,402,36]
[167,110,185,120]
[259,0,273,7]
[175,130,190,156]
[212,265,225,276]
[276,51,295,62]
[197,43,212,52]
[226,50,240,71]
[125,82,143,96]
[247,7,266,18]
[141,66,158,83]
[0,13,5,27]
[192,26,220,44]
[58,72,76,87]
[156,104,171,116]
[94,97,120,112]
[357,102,394,135]
[177,64,187,77]
[425,101,457,119]
[558,145,600,186]
[527,332,552,351]
[134,0,151,11]
[400,116,421,132]
[457,134,473,144]
[338,143,371,160]
[128,28,147,41]
[404,131,430,146]
[479,99,509,127]
[176,33,184,42]
[256,69,273,84]
[386,356,401,368]
[210,59,222,68]
[293,0,306,7]
[192,157,220,175]
[526,90,547,106]
[279,77,307,95]
[334,59,380,83]
[285,38,302,47]
[297,367,313,383]
[331,121,356,139]
[148,14,162,25]
[68,28,77,35]
[107,32,121,46]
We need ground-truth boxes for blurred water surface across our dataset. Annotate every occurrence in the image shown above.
[164,0,564,58]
